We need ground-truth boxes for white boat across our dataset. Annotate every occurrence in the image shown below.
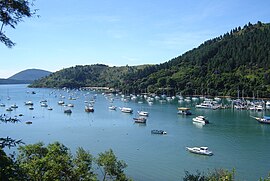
[119,107,133,113]
[47,107,53,110]
[138,111,149,116]
[266,101,270,109]
[192,116,209,124]
[186,146,213,156]
[58,100,65,105]
[41,102,48,107]
[25,101,34,106]
[85,105,94,112]
[195,100,220,110]
[0,103,5,107]
[109,105,117,110]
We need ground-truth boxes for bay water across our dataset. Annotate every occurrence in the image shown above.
[0,84,270,180]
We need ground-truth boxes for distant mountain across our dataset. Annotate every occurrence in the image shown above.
[0,69,52,84]
[8,69,52,81]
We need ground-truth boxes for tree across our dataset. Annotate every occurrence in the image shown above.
[96,149,129,181]
[0,0,37,48]
[17,142,97,181]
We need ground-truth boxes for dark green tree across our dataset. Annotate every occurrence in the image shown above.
[0,0,37,48]
[96,149,130,181]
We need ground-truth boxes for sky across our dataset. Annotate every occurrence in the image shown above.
[1,0,270,78]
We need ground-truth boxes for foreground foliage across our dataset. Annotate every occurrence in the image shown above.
[0,142,130,181]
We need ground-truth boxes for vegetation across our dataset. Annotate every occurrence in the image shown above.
[31,21,270,98]
[0,142,130,181]
[0,0,37,48]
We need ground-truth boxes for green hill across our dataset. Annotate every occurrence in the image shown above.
[30,21,270,97]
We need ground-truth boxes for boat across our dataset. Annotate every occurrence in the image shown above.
[192,116,209,124]
[151,129,167,134]
[40,102,48,107]
[0,103,5,107]
[25,101,34,106]
[109,105,117,110]
[119,107,133,113]
[251,116,270,124]
[47,107,53,110]
[58,100,65,105]
[29,106,34,110]
[85,105,94,112]
[67,103,74,107]
[133,117,147,123]
[177,107,192,115]
[186,146,213,156]
[266,101,270,109]
[6,107,13,111]
[64,109,72,114]
[195,100,220,110]
[11,104,18,108]
[137,111,149,116]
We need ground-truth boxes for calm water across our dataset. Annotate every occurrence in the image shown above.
[1,84,270,181]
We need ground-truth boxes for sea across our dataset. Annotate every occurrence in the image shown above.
[0,84,270,181]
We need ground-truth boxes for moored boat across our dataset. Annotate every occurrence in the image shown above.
[177,107,192,115]
[186,146,213,156]
[192,116,209,124]
[64,109,72,114]
[119,107,133,113]
[251,116,270,124]
[133,117,147,123]
[85,105,94,112]
[151,129,167,134]
[109,105,117,110]
[137,111,149,116]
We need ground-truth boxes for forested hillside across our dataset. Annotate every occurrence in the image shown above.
[30,22,270,97]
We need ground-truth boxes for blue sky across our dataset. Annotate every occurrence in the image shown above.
[1,0,270,78]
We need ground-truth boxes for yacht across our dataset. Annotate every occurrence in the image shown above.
[195,100,220,109]
[138,111,149,116]
[109,105,117,110]
[186,146,213,156]
[192,116,209,124]
[266,101,270,109]
[119,107,133,113]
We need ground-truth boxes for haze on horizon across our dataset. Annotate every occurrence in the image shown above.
[1,0,270,78]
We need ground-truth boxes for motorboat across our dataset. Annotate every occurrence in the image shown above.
[186,146,213,156]
[251,116,270,124]
[151,129,167,135]
[109,105,117,110]
[25,101,34,106]
[11,104,18,108]
[177,107,192,115]
[40,102,48,107]
[6,107,13,111]
[192,116,209,124]
[137,111,149,116]
[195,100,220,110]
[58,100,65,105]
[64,109,72,114]
[133,117,147,123]
[85,105,94,112]
[119,107,133,113]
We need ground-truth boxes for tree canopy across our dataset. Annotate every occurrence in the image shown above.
[0,0,37,48]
